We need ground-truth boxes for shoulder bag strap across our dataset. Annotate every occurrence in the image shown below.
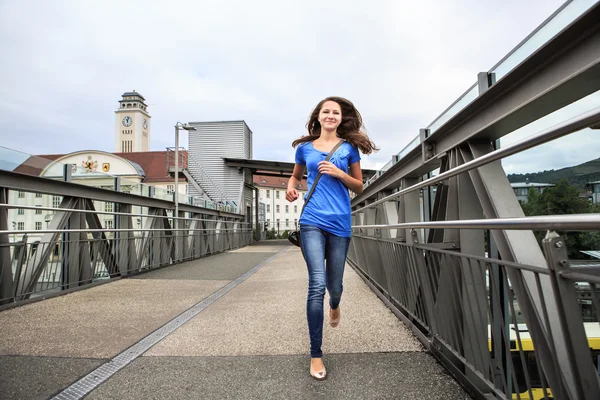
[299,140,344,217]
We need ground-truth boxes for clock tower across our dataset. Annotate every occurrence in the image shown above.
[114,90,151,153]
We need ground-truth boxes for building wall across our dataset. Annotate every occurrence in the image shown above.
[593,183,600,204]
[187,121,251,207]
[257,186,306,231]
[114,104,150,152]
[512,185,552,203]
[44,151,141,177]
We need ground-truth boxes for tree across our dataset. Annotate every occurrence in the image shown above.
[521,179,599,258]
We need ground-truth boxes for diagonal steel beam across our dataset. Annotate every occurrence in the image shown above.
[463,141,583,399]
[18,197,79,298]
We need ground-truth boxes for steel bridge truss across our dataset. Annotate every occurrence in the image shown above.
[350,4,600,400]
[0,172,252,308]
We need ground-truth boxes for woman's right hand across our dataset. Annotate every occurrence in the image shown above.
[286,188,299,202]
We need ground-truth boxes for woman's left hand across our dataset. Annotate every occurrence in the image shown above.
[318,161,344,179]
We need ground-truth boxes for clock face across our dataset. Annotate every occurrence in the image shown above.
[143,119,148,129]
[122,116,133,127]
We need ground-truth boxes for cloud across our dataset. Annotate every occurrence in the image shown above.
[1,0,588,176]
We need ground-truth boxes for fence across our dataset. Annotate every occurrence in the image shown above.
[349,2,600,399]
[0,159,252,308]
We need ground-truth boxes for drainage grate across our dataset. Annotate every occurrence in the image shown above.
[51,247,289,400]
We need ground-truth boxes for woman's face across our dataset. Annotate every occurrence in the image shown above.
[318,101,342,131]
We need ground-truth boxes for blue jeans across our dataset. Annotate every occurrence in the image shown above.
[300,224,351,358]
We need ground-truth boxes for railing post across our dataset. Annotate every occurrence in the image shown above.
[0,187,14,305]
[543,231,600,400]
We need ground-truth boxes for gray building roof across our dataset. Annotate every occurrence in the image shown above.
[122,91,145,100]
[510,182,554,188]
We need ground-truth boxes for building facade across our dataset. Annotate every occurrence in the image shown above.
[187,121,253,211]
[588,181,600,204]
[511,181,554,203]
[8,149,188,245]
[254,175,307,232]
[7,90,188,242]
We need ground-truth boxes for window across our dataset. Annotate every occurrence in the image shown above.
[167,184,174,193]
[285,219,289,227]
[35,222,42,230]
[17,208,24,215]
[17,222,24,230]
[105,203,113,212]
[285,205,289,213]
[276,205,280,213]
[266,204,270,213]
[53,196,61,208]
[276,191,280,199]
[106,220,113,229]
[266,190,270,198]
[35,193,43,198]
[294,205,298,213]
[35,205,42,214]
[18,191,25,198]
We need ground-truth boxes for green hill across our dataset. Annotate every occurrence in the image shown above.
[507,157,600,189]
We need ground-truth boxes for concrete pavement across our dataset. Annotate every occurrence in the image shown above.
[0,240,469,400]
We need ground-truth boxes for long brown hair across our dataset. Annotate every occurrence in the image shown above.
[292,96,378,155]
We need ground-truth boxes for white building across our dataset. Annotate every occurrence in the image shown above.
[7,91,188,242]
[511,181,554,203]
[254,174,307,232]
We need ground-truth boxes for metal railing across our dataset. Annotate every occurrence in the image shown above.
[350,2,600,399]
[349,219,600,399]
[0,169,252,308]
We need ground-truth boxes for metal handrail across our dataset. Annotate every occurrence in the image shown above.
[352,214,600,231]
[0,204,250,224]
[0,227,253,235]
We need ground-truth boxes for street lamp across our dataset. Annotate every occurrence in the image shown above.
[174,122,196,261]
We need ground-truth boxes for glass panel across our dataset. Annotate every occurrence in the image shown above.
[427,84,479,134]
[492,0,597,81]
[380,160,393,172]
[0,147,68,181]
[153,186,173,201]
[397,134,421,161]
[120,177,142,196]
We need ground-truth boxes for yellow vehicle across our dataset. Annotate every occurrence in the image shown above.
[489,322,600,399]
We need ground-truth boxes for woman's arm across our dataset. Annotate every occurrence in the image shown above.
[318,161,364,195]
[286,163,305,202]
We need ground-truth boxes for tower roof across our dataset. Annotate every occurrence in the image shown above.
[122,91,145,100]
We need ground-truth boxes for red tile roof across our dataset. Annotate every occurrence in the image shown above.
[253,174,308,191]
[113,151,188,183]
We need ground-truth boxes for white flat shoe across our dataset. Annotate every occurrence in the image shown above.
[310,365,327,381]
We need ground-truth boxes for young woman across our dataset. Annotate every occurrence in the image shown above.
[286,96,378,380]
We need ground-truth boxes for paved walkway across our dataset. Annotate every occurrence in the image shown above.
[0,241,469,400]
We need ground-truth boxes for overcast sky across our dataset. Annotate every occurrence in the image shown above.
[1,0,596,175]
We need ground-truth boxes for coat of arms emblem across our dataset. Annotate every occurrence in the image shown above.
[102,163,110,172]
[82,156,98,172]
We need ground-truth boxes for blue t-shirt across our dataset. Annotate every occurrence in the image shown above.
[295,141,361,237]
